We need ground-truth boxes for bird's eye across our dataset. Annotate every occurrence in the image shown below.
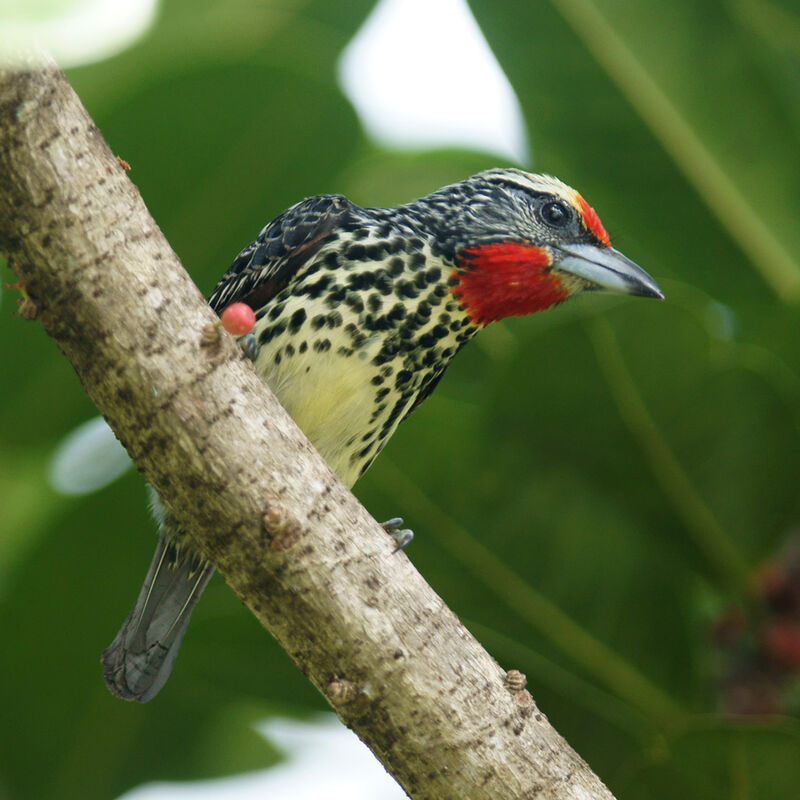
[540,201,570,227]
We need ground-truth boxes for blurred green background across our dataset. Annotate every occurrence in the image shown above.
[2,0,800,797]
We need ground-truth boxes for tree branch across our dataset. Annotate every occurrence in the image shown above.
[0,54,616,800]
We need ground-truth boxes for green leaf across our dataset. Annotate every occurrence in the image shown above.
[5,0,800,795]
[621,720,800,799]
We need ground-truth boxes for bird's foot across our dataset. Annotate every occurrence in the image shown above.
[239,333,259,361]
[381,516,414,550]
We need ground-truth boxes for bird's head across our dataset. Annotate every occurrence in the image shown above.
[432,169,663,325]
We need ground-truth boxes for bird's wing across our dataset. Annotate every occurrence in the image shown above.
[208,194,356,313]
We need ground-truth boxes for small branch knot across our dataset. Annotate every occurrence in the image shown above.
[263,505,286,528]
[262,504,303,551]
[199,322,221,350]
[505,669,527,692]
[327,677,357,705]
[17,294,39,320]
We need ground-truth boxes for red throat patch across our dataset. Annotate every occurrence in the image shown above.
[452,242,569,325]
[575,194,610,246]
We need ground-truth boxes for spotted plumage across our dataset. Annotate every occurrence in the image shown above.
[211,198,476,486]
[102,168,663,702]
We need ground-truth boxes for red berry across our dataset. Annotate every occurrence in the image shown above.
[220,303,255,336]
[763,620,800,669]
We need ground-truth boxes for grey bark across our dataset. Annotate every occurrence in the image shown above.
[0,54,616,800]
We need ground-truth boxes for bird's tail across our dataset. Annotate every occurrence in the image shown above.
[101,534,215,702]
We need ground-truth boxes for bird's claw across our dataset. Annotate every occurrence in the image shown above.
[381,516,414,550]
[239,333,259,361]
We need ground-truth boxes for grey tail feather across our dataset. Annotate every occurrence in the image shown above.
[102,535,215,702]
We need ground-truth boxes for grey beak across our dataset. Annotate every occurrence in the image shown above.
[556,243,664,299]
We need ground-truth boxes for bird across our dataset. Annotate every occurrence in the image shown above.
[102,168,663,702]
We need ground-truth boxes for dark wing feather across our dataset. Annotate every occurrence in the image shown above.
[208,194,356,313]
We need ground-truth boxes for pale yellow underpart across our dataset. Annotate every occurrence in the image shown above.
[255,336,384,488]
[251,282,415,489]
[246,234,466,489]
